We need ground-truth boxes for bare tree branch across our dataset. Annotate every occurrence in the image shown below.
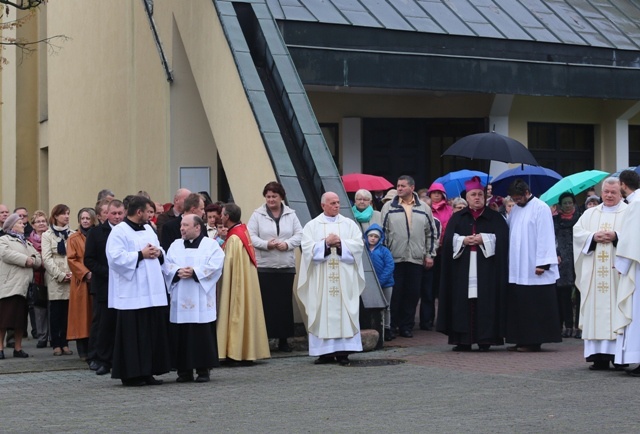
[1,0,46,11]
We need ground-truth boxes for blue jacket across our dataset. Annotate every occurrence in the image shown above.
[364,224,395,288]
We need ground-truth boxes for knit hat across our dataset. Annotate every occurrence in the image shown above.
[382,189,397,203]
[3,213,21,232]
[367,228,382,238]
[585,195,600,207]
[464,176,484,193]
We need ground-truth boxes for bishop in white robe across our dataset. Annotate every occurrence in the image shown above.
[163,214,225,382]
[573,179,627,370]
[614,199,640,375]
[296,192,365,366]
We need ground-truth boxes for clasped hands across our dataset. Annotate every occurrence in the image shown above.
[267,239,288,251]
[177,266,194,279]
[463,234,483,246]
[593,230,616,244]
[142,243,162,259]
[325,233,341,249]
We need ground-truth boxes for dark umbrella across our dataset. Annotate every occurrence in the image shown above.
[442,132,539,166]
[491,165,562,197]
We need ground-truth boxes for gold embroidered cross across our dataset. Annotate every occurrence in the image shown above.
[329,287,340,297]
[597,250,609,263]
[597,266,609,278]
[328,273,340,283]
[328,258,340,270]
[600,222,613,231]
[597,281,609,293]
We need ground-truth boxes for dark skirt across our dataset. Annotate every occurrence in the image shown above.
[170,321,220,370]
[111,306,172,380]
[0,295,28,331]
[258,271,295,339]
[506,283,562,345]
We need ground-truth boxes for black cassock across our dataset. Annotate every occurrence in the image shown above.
[436,207,509,346]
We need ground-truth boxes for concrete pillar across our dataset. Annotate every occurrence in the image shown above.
[613,102,640,171]
[341,117,362,174]
[488,95,514,178]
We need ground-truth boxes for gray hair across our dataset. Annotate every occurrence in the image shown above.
[354,189,372,201]
[96,189,115,201]
[602,176,620,186]
[452,197,468,208]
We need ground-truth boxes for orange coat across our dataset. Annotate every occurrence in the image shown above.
[66,231,92,340]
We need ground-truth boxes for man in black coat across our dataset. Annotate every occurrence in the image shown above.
[84,199,125,375]
[436,177,509,352]
[160,193,206,252]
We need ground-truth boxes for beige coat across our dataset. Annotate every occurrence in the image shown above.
[0,235,42,300]
[42,227,75,300]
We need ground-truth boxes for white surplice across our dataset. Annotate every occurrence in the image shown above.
[296,214,366,356]
[452,233,496,298]
[106,221,168,310]
[162,236,225,324]
[614,200,640,364]
[507,196,559,285]
[573,202,627,358]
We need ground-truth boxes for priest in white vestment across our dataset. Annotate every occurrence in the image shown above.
[163,214,225,383]
[614,197,640,375]
[506,179,562,352]
[296,192,366,366]
[106,196,171,386]
[573,177,627,370]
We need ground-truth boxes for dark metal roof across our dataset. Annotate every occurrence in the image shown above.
[267,0,640,51]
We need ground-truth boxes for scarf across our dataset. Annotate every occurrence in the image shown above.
[559,208,576,220]
[51,224,70,256]
[79,226,92,236]
[28,231,42,252]
[352,205,374,223]
[7,231,27,245]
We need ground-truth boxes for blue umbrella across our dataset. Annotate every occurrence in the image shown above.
[434,170,492,198]
[611,166,639,177]
[491,165,562,197]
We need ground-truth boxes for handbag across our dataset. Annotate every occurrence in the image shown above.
[27,280,48,308]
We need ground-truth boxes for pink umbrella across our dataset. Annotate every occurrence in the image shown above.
[341,173,393,193]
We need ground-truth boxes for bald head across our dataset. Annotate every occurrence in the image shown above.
[174,188,191,214]
[321,192,340,217]
[0,204,9,224]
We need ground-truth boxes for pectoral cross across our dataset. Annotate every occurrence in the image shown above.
[328,258,340,270]
[600,222,613,231]
[329,287,340,297]
[597,250,609,263]
[597,266,609,278]
[597,281,609,294]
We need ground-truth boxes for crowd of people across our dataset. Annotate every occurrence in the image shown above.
[1,168,640,382]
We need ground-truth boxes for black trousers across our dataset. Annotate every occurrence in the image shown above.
[556,285,574,329]
[391,262,423,332]
[87,297,116,367]
[49,300,69,349]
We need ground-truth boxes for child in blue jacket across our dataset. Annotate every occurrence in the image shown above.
[364,223,395,341]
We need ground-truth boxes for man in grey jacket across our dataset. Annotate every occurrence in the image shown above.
[381,175,437,338]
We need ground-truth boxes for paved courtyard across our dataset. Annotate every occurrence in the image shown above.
[1,330,637,433]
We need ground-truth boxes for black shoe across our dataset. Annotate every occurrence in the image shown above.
[627,366,640,377]
[0,350,4,360]
[144,376,163,386]
[314,355,337,365]
[614,363,629,371]
[88,361,99,371]
[278,339,292,353]
[589,361,610,371]
[384,328,395,341]
[176,374,194,383]
[452,345,471,352]
[336,355,350,366]
[36,341,47,349]
[195,374,210,383]
[121,378,146,387]
[399,329,413,338]
[478,344,490,352]
[13,349,29,358]
[96,365,110,376]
